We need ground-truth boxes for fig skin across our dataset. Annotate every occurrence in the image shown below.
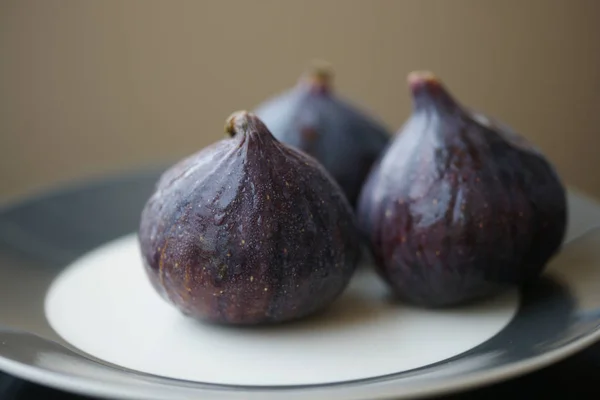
[357,71,568,308]
[138,111,361,325]
[254,62,391,207]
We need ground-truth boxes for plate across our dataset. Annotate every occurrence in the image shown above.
[2,168,600,400]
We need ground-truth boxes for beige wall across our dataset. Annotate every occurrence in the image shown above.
[1,0,600,201]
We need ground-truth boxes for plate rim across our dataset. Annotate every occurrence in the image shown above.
[1,323,600,400]
[2,171,600,399]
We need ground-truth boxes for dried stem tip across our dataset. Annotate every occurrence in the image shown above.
[225,110,251,137]
[303,59,334,90]
[225,110,272,139]
[406,70,459,111]
[407,70,441,92]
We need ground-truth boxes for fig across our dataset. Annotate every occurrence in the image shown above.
[357,71,567,307]
[254,61,391,207]
[138,111,360,325]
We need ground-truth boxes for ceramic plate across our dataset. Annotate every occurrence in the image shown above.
[2,168,600,400]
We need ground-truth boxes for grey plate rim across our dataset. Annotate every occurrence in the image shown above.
[1,325,600,400]
[2,169,600,400]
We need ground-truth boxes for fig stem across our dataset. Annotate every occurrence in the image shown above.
[225,110,251,138]
[407,70,458,111]
[225,110,271,140]
[407,71,441,92]
[303,59,334,91]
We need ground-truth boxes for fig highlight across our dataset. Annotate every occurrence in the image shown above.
[254,61,391,207]
[138,111,360,325]
[357,71,567,307]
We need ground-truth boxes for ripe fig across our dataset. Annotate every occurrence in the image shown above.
[357,71,568,307]
[138,111,360,325]
[254,61,391,207]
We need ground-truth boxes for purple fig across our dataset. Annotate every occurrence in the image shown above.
[357,71,567,307]
[138,111,360,325]
[254,61,391,207]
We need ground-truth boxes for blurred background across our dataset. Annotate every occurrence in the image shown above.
[1,0,599,202]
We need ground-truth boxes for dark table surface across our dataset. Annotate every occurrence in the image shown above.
[2,340,600,400]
